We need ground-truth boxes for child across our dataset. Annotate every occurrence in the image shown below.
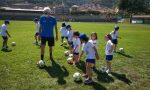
[110,25,120,52]
[78,34,99,84]
[1,20,11,50]
[60,22,68,46]
[105,34,114,74]
[33,18,40,45]
[89,32,98,69]
[73,31,80,65]
[66,25,74,52]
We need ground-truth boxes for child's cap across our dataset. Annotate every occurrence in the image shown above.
[79,33,88,39]
[66,24,71,29]
[34,18,38,21]
[62,22,66,27]
[5,20,10,24]
[114,25,119,30]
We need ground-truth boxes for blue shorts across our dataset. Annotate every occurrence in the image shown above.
[73,52,79,55]
[86,59,95,64]
[68,41,73,48]
[106,55,113,61]
[112,39,118,44]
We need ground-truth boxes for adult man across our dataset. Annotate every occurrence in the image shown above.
[39,7,58,62]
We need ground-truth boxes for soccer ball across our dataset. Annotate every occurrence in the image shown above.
[69,54,73,57]
[63,41,67,45]
[37,60,45,68]
[73,72,82,82]
[67,57,73,63]
[64,51,70,56]
[11,42,16,46]
[119,48,124,52]
[100,66,107,72]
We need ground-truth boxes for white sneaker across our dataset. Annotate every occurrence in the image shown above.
[106,69,111,74]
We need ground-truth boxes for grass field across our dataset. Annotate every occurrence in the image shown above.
[0,21,150,90]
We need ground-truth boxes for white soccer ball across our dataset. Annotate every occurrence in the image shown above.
[119,48,124,52]
[69,54,73,57]
[11,42,16,46]
[73,72,82,82]
[100,66,107,72]
[64,51,70,56]
[37,60,45,68]
[63,41,67,45]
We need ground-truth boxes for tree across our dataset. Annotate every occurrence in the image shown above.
[118,0,147,15]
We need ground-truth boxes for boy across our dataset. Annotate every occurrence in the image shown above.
[60,22,68,46]
[66,25,73,52]
[73,31,80,65]
[110,25,120,52]
[33,18,40,45]
[1,20,11,50]
[105,34,114,74]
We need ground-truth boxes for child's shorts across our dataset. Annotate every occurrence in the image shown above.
[106,55,113,61]
[35,32,39,36]
[73,52,79,55]
[61,36,68,40]
[86,59,95,64]
[112,39,118,44]
[68,41,74,48]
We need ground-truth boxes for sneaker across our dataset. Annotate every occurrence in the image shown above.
[106,69,111,74]
[84,78,93,84]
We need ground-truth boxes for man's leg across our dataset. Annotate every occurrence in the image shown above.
[49,46,53,60]
[41,45,45,60]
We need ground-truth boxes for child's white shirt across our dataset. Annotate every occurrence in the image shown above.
[89,39,98,48]
[36,22,40,33]
[1,24,7,36]
[73,38,80,53]
[68,30,73,41]
[82,41,96,59]
[105,40,113,55]
[60,27,68,37]
[110,31,118,39]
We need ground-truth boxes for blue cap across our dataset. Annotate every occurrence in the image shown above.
[5,20,10,24]
[34,18,38,21]
[114,25,119,30]
[66,24,71,29]
[79,33,88,39]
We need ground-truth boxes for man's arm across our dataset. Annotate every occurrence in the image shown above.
[55,24,58,41]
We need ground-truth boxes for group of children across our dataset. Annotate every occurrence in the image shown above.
[0,19,120,84]
[59,22,120,84]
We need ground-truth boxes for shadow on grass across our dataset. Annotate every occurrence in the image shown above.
[63,46,69,49]
[1,48,12,52]
[111,72,132,85]
[93,69,114,83]
[116,52,133,58]
[76,61,86,73]
[90,82,107,90]
[44,59,69,85]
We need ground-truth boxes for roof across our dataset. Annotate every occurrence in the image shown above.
[132,15,150,18]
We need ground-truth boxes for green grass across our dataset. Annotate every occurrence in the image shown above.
[0,21,150,90]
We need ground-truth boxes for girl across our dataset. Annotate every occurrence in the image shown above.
[78,34,99,84]
[89,32,98,69]
[60,22,68,46]
[66,25,74,53]
[110,25,120,52]
[105,34,114,74]
[72,31,80,65]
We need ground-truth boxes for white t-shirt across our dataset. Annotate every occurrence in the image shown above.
[110,31,118,39]
[68,30,73,41]
[0,24,7,36]
[89,40,98,48]
[60,27,68,37]
[105,40,113,55]
[73,38,81,53]
[36,22,40,33]
[82,41,96,59]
